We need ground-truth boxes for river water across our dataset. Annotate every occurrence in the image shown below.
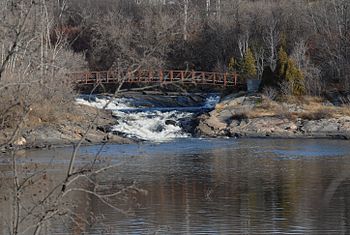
[1,96,350,234]
[1,138,350,234]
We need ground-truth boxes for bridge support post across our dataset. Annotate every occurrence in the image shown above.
[234,72,237,86]
[159,70,163,83]
[96,72,99,84]
[148,70,152,82]
[126,69,130,82]
[138,70,141,82]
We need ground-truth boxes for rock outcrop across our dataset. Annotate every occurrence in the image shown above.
[1,104,134,151]
[195,94,350,139]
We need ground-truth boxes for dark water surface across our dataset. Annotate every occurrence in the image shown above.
[3,138,350,234]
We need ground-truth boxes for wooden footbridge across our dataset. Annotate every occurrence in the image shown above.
[68,69,240,88]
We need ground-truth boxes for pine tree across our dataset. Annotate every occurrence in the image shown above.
[277,46,288,78]
[279,32,287,51]
[285,59,305,96]
[228,57,241,73]
[277,46,305,96]
[242,48,257,78]
[228,57,236,73]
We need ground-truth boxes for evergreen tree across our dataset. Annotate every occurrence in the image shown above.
[285,59,305,96]
[228,57,236,73]
[276,46,305,96]
[279,32,287,51]
[242,48,257,79]
[277,46,288,78]
[228,57,240,73]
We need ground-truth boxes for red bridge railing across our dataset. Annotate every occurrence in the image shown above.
[68,69,240,87]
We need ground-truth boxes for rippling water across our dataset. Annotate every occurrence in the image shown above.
[2,138,350,234]
[75,94,220,141]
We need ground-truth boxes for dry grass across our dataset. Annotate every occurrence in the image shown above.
[245,97,292,119]
[25,101,113,130]
[25,101,80,128]
[282,95,323,105]
[214,103,225,113]
[299,109,333,120]
[224,95,350,121]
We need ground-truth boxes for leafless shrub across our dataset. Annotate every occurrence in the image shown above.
[342,66,350,92]
[262,86,278,101]
[279,80,293,97]
[0,0,86,132]
[339,95,350,106]
[213,60,227,73]
[304,67,323,97]
[291,41,324,96]
[276,111,296,121]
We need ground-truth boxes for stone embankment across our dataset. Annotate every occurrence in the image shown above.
[195,93,350,139]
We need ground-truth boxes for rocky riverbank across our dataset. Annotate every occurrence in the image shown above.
[3,92,350,152]
[1,93,212,151]
[0,104,134,151]
[195,93,350,139]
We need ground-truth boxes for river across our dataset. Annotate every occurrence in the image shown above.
[1,95,350,234]
[1,138,350,234]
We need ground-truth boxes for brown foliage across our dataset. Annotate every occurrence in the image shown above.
[0,0,86,138]
[65,0,349,92]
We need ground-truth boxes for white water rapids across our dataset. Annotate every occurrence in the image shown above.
[76,95,220,142]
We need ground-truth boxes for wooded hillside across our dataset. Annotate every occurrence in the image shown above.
[62,0,350,95]
[0,0,349,126]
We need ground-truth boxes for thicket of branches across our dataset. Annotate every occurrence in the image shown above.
[1,0,349,126]
[0,0,85,133]
[0,3,140,234]
[64,0,349,96]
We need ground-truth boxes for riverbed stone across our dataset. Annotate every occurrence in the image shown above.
[14,137,27,146]
[301,120,339,133]
[165,120,177,126]
[195,114,228,137]
[223,95,261,109]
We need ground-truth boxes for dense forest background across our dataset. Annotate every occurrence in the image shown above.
[0,0,350,128]
[62,0,350,96]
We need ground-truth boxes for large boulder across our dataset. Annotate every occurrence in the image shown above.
[195,114,228,137]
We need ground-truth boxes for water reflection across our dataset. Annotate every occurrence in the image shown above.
[2,139,350,234]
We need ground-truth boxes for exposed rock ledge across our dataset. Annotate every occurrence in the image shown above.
[1,105,134,151]
[195,93,350,139]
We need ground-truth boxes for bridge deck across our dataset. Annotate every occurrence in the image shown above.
[69,70,240,87]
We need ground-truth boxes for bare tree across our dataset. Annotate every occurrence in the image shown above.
[238,34,249,59]
[183,0,189,41]
[263,19,279,72]
[291,40,323,96]
[254,47,265,80]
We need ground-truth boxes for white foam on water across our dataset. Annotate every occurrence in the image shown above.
[76,97,135,110]
[76,95,220,142]
[111,110,192,142]
[204,95,220,108]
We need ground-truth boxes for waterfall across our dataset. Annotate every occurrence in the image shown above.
[76,94,220,142]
